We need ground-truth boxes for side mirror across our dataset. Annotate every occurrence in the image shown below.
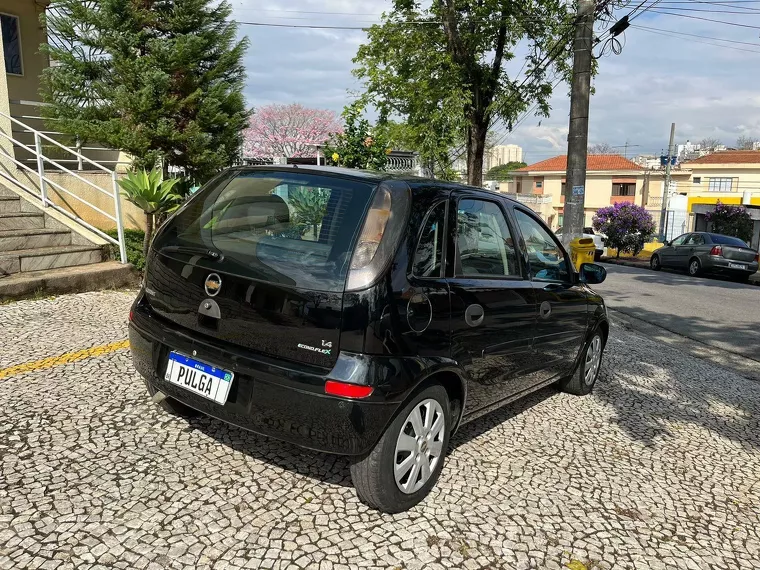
[663,240,670,247]
[579,262,607,285]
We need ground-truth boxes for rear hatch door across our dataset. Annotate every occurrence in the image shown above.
[145,169,378,369]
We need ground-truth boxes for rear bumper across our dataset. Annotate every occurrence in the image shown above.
[703,256,759,275]
[129,307,409,457]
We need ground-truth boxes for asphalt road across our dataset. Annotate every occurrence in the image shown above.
[595,263,760,361]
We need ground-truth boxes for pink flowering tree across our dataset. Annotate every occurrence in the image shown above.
[243,104,343,158]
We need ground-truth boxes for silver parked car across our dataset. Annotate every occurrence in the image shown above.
[650,232,759,281]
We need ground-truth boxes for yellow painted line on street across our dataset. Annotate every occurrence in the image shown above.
[0,339,129,380]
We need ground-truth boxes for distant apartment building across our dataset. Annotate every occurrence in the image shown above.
[484,144,524,171]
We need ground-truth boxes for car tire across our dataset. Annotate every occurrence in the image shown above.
[558,330,605,396]
[144,378,201,418]
[350,384,451,513]
[650,254,661,271]
[735,274,750,283]
[688,257,702,277]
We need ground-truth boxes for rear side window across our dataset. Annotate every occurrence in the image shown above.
[413,202,447,278]
[155,170,377,292]
[710,234,748,247]
[456,199,520,278]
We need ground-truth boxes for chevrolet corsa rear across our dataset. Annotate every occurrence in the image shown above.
[129,165,609,512]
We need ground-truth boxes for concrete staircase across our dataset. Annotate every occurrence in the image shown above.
[0,185,136,299]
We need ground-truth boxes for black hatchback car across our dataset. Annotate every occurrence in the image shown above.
[129,166,609,513]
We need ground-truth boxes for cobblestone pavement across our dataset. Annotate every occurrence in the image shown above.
[1,291,760,570]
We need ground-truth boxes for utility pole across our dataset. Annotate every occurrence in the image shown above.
[561,0,595,248]
[659,122,676,240]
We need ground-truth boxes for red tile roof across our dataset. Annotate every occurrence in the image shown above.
[515,154,640,172]
[683,150,760,165]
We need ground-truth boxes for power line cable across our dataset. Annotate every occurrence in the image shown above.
[631,23,760,46]
[644,9,760,28]
[632,24,760,52]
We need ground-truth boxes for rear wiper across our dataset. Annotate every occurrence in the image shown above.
[158,245,225,262]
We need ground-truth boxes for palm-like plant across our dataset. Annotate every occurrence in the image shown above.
[118,168,183,256]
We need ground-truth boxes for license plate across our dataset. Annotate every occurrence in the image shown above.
[164,352,234,404]
[729,262,747,270]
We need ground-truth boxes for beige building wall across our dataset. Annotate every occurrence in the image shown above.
[678,163,760,199]
[2,0,48,103]
[512,171,654,229]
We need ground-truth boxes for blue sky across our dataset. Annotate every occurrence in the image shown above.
[231,0,760,165]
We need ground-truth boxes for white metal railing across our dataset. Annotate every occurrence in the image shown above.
[9,100,131,170]
[0,110,127,263]
[503,192,554,205]
[646,196,663,208]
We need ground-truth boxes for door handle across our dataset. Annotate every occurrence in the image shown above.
[543,283,564,291]
[464,304,484,327]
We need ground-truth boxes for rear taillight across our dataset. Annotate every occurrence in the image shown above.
[755,253,759,263]
[129,309,134,322]
[324,380,374,399]
[345,182,411,291]
[350,188,392,270]
[710,245,723,256]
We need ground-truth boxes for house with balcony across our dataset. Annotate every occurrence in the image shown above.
[507,154,683,230]
[0,0,135,294]
[679,151,760,249]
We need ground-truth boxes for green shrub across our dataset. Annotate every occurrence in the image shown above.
[106,228,146,271]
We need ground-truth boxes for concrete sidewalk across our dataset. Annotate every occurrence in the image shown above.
[601,256,760,285]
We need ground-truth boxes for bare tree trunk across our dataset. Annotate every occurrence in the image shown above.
[143,213,154,258]
[466,120,488,187]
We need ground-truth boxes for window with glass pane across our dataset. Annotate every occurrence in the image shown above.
[456,199,520,277]
[1,14,22,75]
[612,183,635,196]
[708,177,734,192]
[670,234,689,246]
[413,202,446,278]
[514,209,570,282]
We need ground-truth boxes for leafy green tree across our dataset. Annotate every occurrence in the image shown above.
[485,161,527,181]
[118,168,182,256]
[323,103,390,170]
[41,0,249,183]
[705,201,753,243]
[353,1,574,186]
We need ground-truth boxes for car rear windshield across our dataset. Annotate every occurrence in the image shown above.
[709,234,749,247]
[154,170,377,292]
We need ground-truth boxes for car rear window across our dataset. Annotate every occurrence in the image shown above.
[154,170,377,292]
[709,234,749,247]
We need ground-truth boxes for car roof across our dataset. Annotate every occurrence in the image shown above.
[234,165,521,203]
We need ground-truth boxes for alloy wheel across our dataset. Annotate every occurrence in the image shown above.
[651,256,660,270]
[689,260,700,276]
[584,335,602,386]
[394,398,446,494]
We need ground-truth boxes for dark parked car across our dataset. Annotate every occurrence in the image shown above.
[128,166,609,512]
[650,232,759,280]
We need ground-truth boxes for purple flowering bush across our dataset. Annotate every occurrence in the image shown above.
[704,201,752,243]
[592,202,656,258]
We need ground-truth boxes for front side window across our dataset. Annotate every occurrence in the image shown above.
[670,234,689,246]
[456,199,520,278]
[708,177,734,192]
[514,209,570,282]
[1,14,22,75]
[154,171,377,292]
[413,201,446,278]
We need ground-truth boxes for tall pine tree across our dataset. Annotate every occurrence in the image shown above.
[41,0,249,183]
